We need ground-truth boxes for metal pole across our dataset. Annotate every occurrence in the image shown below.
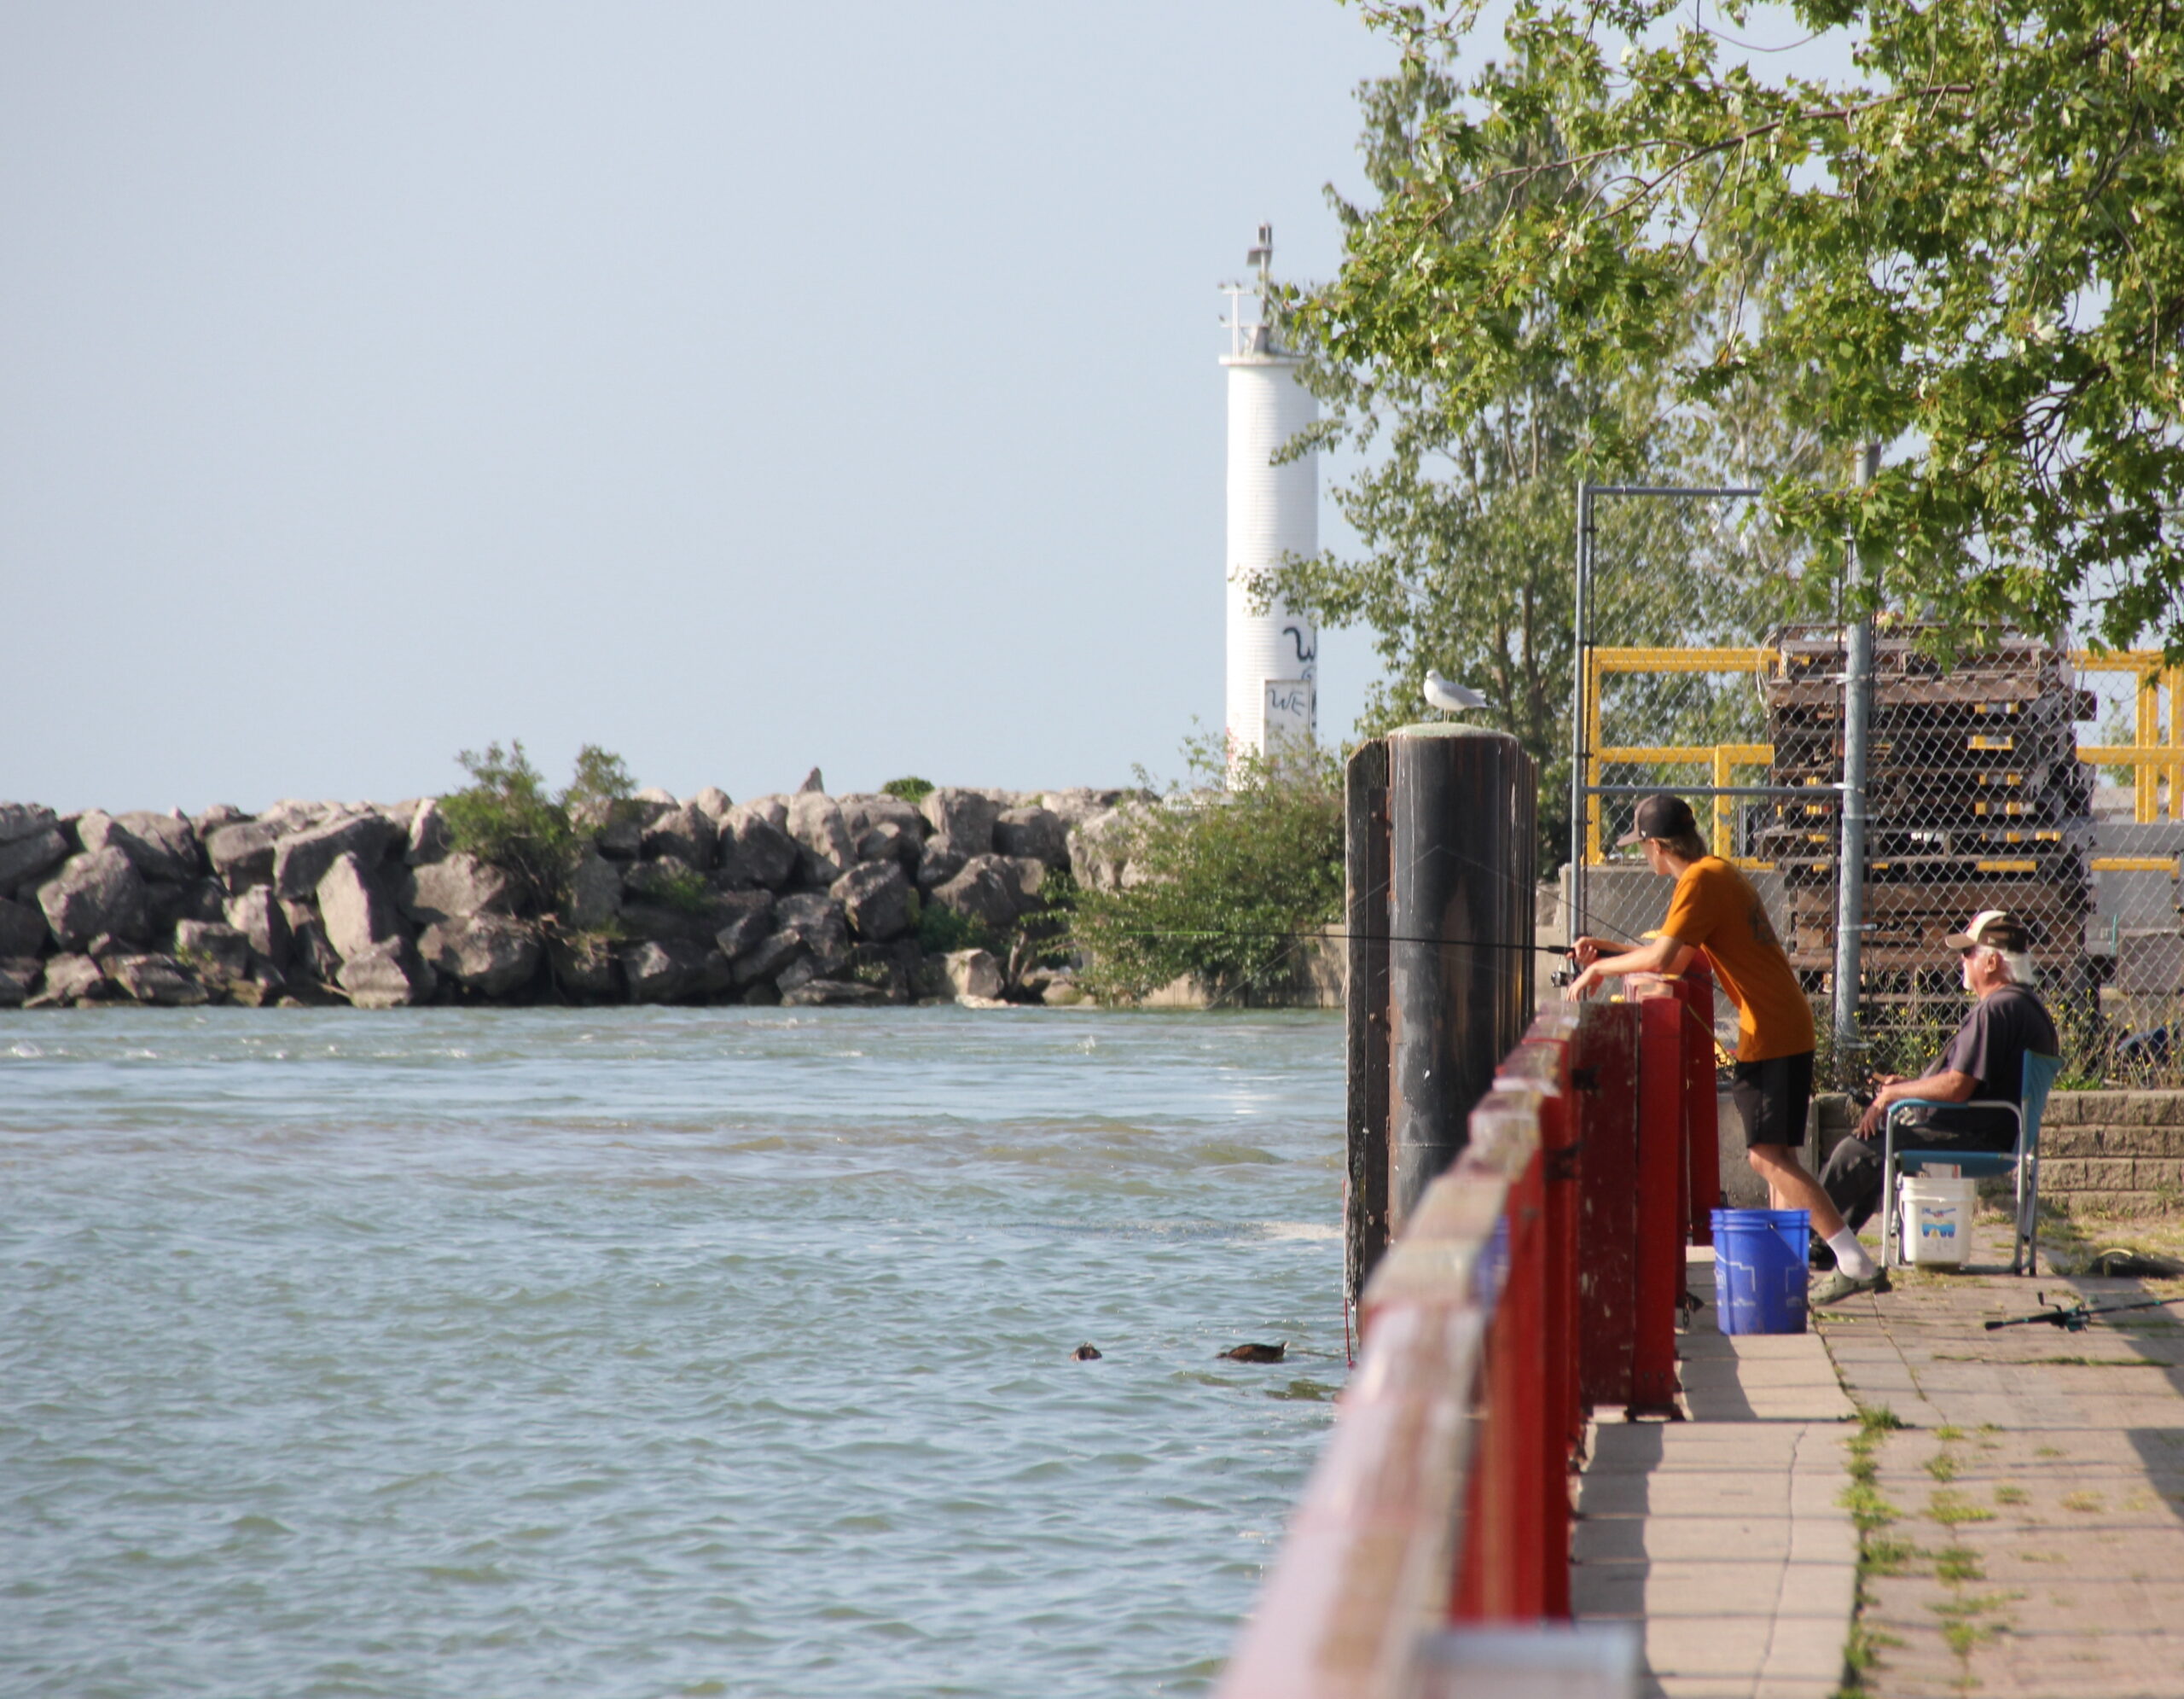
[1832,443,1880,1082]
[1569,481,1593,946]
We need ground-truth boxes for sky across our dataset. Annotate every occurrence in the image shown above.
[2,3,1404,813]
[2,3,1865,816]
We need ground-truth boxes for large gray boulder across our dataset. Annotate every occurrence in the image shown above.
[173,920,253,986]
[38,850,148,951]
[0,895,46,957]
[774,892,851,975]
[619,938,729,1004]
[288,917,344,985]
[916,835,969,893]
[689,786,735,825]
[274,813,395,901]
[0,802,59,845]
[78,812,201,884]
[723,807,799,891]
[206,821,277,892]
[549,932,619,997]
[146,878,227,941]
[190,803,249,837]
[565,848,624,930]
[711,891,775,961]
[111,953,212,1007]
[839,794,926,841]
[642,803,717,871]
[994,806,1069,869]
[224,887,292,970]
[38,953,108,1004]
[944,948,1004,1002]
[336,940,436,1008]
[0,958,38,1007]
[316,853,402,962]
[781,978,892,1008]
[0,805,68,893]
[831,861,913,941]
[417,916,541,997]
[398,854,512,925]
[853,821,919,870]
[406,798,451,864]
[731,926,806,987]
[785,793,854,886]
[920,788,1002,856]
[931,854,1046,933]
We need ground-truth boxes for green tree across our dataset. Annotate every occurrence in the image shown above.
[1263,51,1820,869]
[439,741,636,915]
[1314,0,2184,654]
[1068,740,1345,1004]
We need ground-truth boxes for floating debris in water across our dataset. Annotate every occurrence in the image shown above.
[1070,1343,1102,1361]
[1218,1341,1286,1364]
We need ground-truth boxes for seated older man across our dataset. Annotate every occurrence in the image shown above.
[1815,910,2059,1290]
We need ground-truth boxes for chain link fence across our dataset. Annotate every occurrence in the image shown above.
[1572,614,2184,1085]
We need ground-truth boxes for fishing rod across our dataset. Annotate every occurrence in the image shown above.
[1984,1293,2174,1332]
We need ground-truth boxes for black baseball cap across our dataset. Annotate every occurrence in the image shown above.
[1616,794,1697,847]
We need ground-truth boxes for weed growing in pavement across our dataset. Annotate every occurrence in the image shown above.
[1934,1545,1985,1582]
[2060,1490,2106,1513]
[1926,1451,1960,1482]
[1994,1484,2028,1505]
[1928,1489,1996,1526]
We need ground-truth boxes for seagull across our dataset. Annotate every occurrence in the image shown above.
[1424,670,1487,713]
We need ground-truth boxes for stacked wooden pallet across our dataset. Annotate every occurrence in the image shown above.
[1757,627,2094,989]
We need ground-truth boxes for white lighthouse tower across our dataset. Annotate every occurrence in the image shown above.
[1222,223,1318,765]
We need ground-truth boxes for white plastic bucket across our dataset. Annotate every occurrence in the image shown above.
[1897,1173,1978,1267]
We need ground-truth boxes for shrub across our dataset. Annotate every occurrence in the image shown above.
[1068,736,1344,1003]
[882,776,936,803]
[439,740,636,916]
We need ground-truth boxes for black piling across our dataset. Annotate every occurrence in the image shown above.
[1383,724,1535,1236]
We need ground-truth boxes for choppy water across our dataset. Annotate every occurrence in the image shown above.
[0,1007,1343,1698]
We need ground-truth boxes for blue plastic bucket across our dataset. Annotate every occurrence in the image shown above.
[1710,1207,1810,1335]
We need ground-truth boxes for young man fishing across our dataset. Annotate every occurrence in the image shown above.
[1561,793,1885,1305]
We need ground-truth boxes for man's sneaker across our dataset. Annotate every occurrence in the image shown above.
[1810,1266,1891,1306]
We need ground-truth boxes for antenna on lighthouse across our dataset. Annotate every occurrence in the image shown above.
[1218,223,1318,769]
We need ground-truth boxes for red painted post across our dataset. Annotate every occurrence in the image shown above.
[1630,986,1686,1417]
[1571,1002,1639,1411]
[1681,962,1721,1247]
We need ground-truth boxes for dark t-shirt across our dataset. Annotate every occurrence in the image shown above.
[1901,984,2060,1147]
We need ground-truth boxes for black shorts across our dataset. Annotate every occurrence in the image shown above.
[1730,1050,1815,1149]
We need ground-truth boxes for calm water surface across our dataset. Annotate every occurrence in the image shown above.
[0,1007,1344,1698]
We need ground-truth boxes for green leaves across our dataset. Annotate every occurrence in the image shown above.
[1324,0,2184,651]
[1067,743,1345,1004]
[439,740,637,916]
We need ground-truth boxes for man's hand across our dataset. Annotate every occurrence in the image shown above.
[1570,936,1612,968]
[1562,963,1604,1002]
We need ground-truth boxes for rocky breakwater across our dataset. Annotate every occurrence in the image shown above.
[0,787,1147,1011]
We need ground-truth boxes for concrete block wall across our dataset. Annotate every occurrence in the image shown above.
[2040,1091,2184,1212]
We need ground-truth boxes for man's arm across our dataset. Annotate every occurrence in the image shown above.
[1565,934,1696,1000]
[1856,1068,1978,1138]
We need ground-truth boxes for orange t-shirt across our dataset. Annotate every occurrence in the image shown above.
[1659,857,1815,1062]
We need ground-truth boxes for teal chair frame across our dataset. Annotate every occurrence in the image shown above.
[1879,1050,2063,1276]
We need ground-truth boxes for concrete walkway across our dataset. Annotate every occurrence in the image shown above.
[1815,1222,2184,1697]
[1573,1248,1860,1699]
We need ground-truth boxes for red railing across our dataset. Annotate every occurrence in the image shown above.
[1216,967,1720,1697]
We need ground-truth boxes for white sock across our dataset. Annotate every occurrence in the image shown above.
[1828,1228,1876,1279]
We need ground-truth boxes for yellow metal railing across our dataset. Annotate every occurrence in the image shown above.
[1581,647,2184,873]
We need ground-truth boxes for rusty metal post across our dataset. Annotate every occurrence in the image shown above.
[1386,724,1535,1233]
